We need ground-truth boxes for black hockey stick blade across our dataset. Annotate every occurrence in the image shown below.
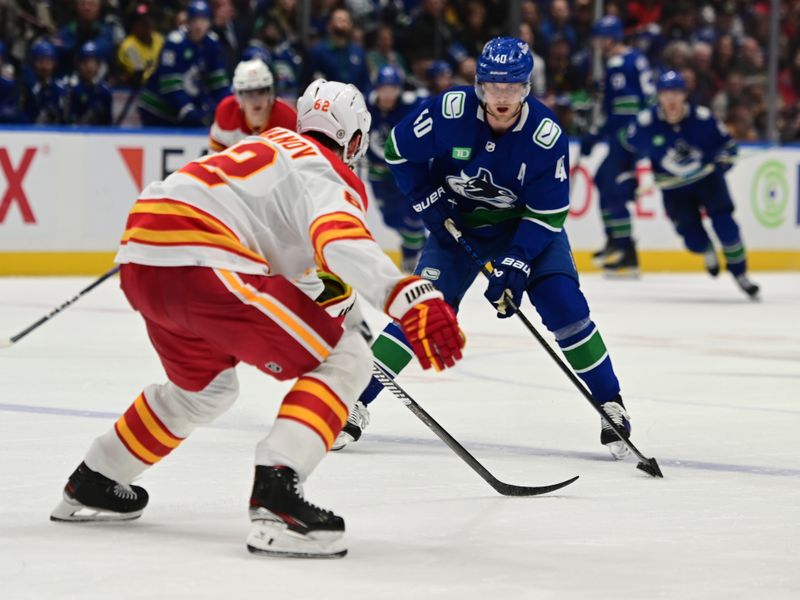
[636,457,663,478]
[373,366,580,497]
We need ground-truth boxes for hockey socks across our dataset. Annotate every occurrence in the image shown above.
[359,321,415,406]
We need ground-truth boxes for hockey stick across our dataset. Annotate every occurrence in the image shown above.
[372,365,579,496]
[443,219,663,478]
[0,265,120,348]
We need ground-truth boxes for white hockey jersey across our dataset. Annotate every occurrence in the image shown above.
[115,127,404,310]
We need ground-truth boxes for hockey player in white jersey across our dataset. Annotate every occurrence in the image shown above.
[50,80,464,558]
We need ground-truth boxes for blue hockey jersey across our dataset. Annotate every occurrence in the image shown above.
[385,85,570,261]
[599,48,654,139]
[64,76,112,125]
[624,104,737,190]
[367,90,422,182]
[25,78,67,124]
[139,28,229,125]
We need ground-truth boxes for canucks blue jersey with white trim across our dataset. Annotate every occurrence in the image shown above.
[625,104,737,189]
[600,49,654,138]
[385,85,570,261]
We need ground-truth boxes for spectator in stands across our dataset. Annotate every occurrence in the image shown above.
[457,0,492,58]
[712,34,736,82]
[0,1,57,66]
[117,2,164,86]
[306,7,370,93]
[517,22,546,97]
[247,18,303,102]
[425,60,453,95]
[738,37,766,83]
[727,102,758,141]
[454,56,476,88]
[138,0,229,127]
[265,0,300,46]
[401,0,458,76]
[539,0,577,50]
[545,36,585,95]
[64,40,112,125]
[691,41,716,105]
[519,0,542,53]
[778,46,800,109]
[56,0,115,75]
[24,39,67,124]
[211,0,249,74]
[366,24,410,81]
[0,41,25,123]
[627,0,662,28]
[711,70,745,122]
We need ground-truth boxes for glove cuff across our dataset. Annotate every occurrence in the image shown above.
[385,276,443,321]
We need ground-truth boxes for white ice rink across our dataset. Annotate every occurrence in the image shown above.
[1,272,798,599]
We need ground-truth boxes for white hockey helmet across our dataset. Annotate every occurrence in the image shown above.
[296,79,371,167]
[233,59,274,94]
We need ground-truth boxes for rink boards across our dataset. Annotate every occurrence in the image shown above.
[0,126,798,275]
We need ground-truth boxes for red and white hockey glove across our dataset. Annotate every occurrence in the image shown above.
[385,276,464,371]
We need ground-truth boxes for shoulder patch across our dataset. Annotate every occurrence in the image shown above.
[637,109,652,127]
[207,31,220,42]
[167,30,184,44]
[635,55,649,71]
[608,55,624,68]
[532,117,562,149]
[695,106,711,120]
[161,49,176,67]
[401,90,418,106]
[441,90,466,119]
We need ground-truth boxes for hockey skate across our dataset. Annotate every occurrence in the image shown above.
[600,398,631,460]
[703,247,720,277]
[591,239,616,267]
[247,466,346,558]
[734,273,760,300]
[331,400,370,451]
[50,462,148,522]
[603,243,639,279]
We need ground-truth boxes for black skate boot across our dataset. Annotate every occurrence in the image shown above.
[331,400,370,451]
[50,462,148,522]
[600,397,632,460]
[591,239,617,267]
[603,243,639,278]
[247,465,346,558]
[734,273,760,300]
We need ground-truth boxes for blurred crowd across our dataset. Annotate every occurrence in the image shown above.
[0,0,798,140]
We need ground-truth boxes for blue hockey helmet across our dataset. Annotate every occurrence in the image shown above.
[476,37,533,85]
[31,39,57,60]
[78,41,102,61]
[426,60,452,79]
[591,15,623,41]
[657,70,686,92]
[242,45,272,65]
[376,64,404,87]
[187,0,212,20]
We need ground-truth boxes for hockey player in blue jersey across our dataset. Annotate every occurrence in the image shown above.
[625,70,760,299]
[366,65,425,272]
[333,37,633,459]
[64,41,112,125]
[581,15,655,275]
[138,1,229,127]
[24,40,67,124]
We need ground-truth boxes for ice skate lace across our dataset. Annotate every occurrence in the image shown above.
[602,402,629,428]
[348,401,370,428]
[113,484,137,500]
[289,477,334,518]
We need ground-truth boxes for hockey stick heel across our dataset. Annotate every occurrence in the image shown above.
[373,366,579,496]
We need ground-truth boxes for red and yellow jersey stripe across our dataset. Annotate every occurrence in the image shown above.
[120,198,269,269]
[278,376,349,449]
[115,393,184,465]
[309,211,373,271]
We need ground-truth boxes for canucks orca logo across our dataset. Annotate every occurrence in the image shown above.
[662,140,703,177]
[446,167,517,208]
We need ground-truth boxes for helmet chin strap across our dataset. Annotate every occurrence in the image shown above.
[482,100,523,122]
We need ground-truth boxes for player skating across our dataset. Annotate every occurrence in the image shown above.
[50,80,463,558]
[208,57,296,152]
[333,37,633,460]
[581,16,655,276]
[624,70,760,299]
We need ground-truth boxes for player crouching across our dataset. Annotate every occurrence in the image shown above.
[50,79,463,558]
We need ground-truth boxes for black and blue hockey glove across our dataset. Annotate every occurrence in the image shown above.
[411,185,463,247]
[484,254,531,318]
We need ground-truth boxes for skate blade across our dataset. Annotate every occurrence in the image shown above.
[247,520,347,559]
[331,431,356,451]
[603,268,640,280]
[50,496,143,523]
[604,440,632,461]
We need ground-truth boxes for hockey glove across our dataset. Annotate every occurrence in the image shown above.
[411,185,463,247]
[484,254,531,318]
[579,132,599,157]
[386,276,463,371]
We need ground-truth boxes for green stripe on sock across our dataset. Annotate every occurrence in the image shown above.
[372,333,414,375]
[563,329,608,373]
[723,242,746,263]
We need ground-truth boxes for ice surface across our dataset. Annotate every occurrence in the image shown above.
[1,273,798,599]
